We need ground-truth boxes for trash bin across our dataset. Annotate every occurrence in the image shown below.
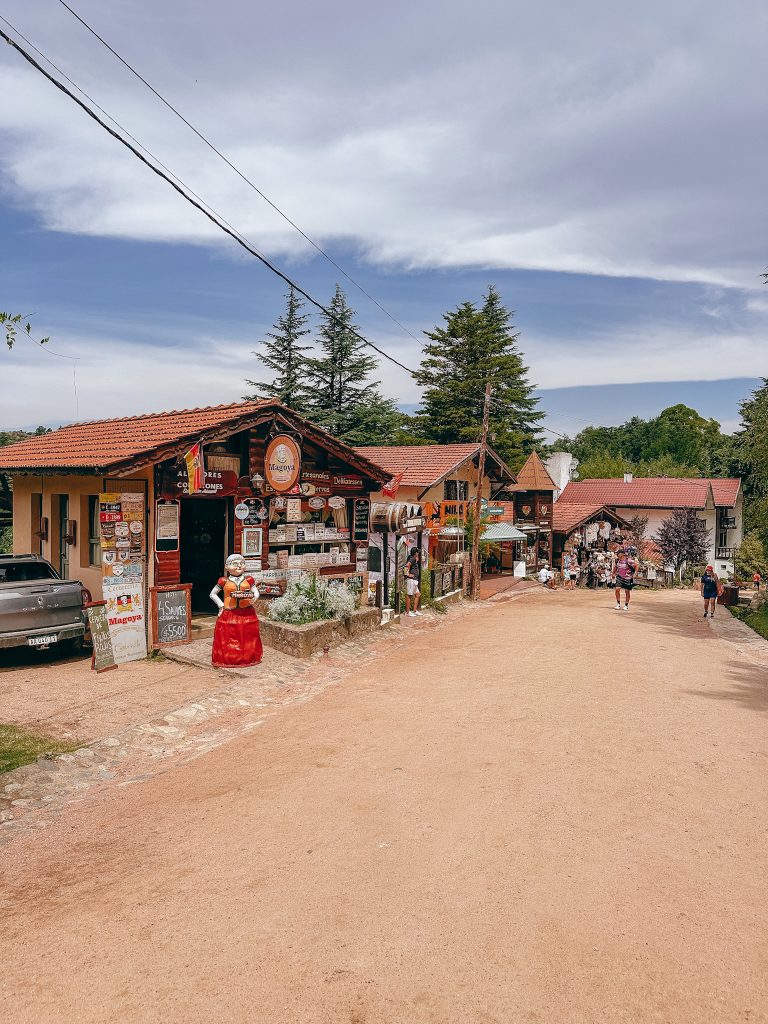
[718,584,739,606]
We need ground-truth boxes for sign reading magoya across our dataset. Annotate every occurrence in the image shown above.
[264,435,301,492]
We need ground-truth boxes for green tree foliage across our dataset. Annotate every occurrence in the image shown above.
[414,286,543,469]
[332,392,407,446]
[244,287,312,410]
[305,285,380,437]
[550,404,726,478]
[1,312,49,350]
[655,509,711,577]
[735,532,768,581]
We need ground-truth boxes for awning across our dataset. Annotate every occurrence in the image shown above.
[481,522,527,542]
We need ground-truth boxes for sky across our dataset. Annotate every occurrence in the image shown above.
[1,0,766,438]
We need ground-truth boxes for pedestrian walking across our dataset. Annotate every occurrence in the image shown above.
[403,547,423,617]
[700,565,721,618]
[563,551,574,590]
[753,572,762,591]
[612,547,637,611]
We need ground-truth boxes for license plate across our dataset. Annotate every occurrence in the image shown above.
[27,635,58,647]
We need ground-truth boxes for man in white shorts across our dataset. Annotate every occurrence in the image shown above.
[404,547,423,616]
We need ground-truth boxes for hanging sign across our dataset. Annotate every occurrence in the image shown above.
[265,435,301,492]
[234,501,251,521]
[353,498,370,541]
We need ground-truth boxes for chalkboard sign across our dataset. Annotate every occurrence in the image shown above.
[86,601,117,673]
[150,584,192,649]
[353,498,370,541]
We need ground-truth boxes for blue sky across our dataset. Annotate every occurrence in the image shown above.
[1,0,766,438]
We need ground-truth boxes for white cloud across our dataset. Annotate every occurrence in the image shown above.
[0,0,765,289]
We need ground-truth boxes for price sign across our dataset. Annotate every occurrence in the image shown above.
[150,585,192,649]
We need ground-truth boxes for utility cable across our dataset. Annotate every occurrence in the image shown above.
[0,25,418,379]
[2,22,558,439]
[55,0,423,345]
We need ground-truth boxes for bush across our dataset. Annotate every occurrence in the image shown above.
[267,574,356,625]
[0,526,11,554]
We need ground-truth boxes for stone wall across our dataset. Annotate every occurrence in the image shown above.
[260,607,380,658]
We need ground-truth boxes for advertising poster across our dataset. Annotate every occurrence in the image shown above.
[98,491,148,664]
[103,581,147,664]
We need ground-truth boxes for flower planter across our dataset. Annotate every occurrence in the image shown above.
[260,607,380,658]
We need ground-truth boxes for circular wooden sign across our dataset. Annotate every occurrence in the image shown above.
[265,435,301,492]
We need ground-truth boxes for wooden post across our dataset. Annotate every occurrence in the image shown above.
[470,382,492,600]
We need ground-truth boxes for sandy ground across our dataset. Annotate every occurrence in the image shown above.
[0,645,227,742]
[1,588,766,1024]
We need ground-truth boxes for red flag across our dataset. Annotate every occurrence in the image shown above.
[184,441,205,494]
[383,470,404,498]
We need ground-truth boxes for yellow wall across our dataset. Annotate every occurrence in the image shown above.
[12,470,154,599]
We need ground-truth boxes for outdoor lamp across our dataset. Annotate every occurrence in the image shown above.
[250,471,265,492]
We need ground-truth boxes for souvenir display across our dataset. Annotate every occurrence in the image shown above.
[209,553,263,668]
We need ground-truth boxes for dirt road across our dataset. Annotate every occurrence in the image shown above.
[2,589,766,1023]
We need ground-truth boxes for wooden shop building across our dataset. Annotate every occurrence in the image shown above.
[0,400,390,642]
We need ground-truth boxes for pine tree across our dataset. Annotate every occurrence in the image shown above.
[244,287,312,410]
[414,286,543,468]
[305,284,379,436]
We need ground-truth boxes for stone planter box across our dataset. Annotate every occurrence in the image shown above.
[260,607,380,658]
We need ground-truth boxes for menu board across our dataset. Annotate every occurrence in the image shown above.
[151,585,192,648]
[353,498,370,541]
[86,601,116,673]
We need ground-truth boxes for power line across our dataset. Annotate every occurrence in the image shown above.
[0,25,419,380]
[2,22,560,441]
[55,0,423,345]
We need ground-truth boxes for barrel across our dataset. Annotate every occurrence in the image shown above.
[370,502,409,533]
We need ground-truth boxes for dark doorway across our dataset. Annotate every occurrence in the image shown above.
[180,499,227,613]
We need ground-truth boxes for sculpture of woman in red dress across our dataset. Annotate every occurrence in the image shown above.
[209,554,263,668]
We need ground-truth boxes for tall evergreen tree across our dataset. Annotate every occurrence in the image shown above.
[413,286,543,469]
[244,287,312,410]
[305,284,379,437]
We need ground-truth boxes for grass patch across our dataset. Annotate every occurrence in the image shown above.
[0,724,78,775]
[729,605,768,641]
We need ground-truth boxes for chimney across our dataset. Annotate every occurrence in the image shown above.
[624,473,633,484]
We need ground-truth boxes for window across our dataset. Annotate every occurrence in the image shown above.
[444,480,468,501]
[88,495,101,567]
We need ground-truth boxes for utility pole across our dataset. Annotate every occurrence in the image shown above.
[470,382,492,600]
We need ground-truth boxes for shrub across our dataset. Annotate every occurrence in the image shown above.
[267,574,356,625]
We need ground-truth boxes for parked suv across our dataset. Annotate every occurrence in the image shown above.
[0,554,91,655]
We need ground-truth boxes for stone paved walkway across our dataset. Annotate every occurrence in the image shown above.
[1,597,508,844]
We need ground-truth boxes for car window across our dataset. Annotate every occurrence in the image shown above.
[0,562,59,583]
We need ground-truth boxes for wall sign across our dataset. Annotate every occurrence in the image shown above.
[331,473,364,491]
[353,498,370,541]
[265,435,301,492]
[150,584,192,649]
[155,497,181,552]
[234,501,251,521]
[241,527,263,558]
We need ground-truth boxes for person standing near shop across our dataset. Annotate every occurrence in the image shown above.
[612,547,637,611]
[404,547,423,617]
[700,565,721,618]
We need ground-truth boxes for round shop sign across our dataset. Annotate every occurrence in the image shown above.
[308,496,326,510]
[265,435,301,493]
[234,501,250,521]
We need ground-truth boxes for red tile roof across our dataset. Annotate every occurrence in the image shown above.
[558,477,740,509]
[552,502,629,534]
[354,443,515,489]
[0,400,389,480]
[507,450,557,491]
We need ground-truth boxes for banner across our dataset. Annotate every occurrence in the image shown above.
[102,580,147,663]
